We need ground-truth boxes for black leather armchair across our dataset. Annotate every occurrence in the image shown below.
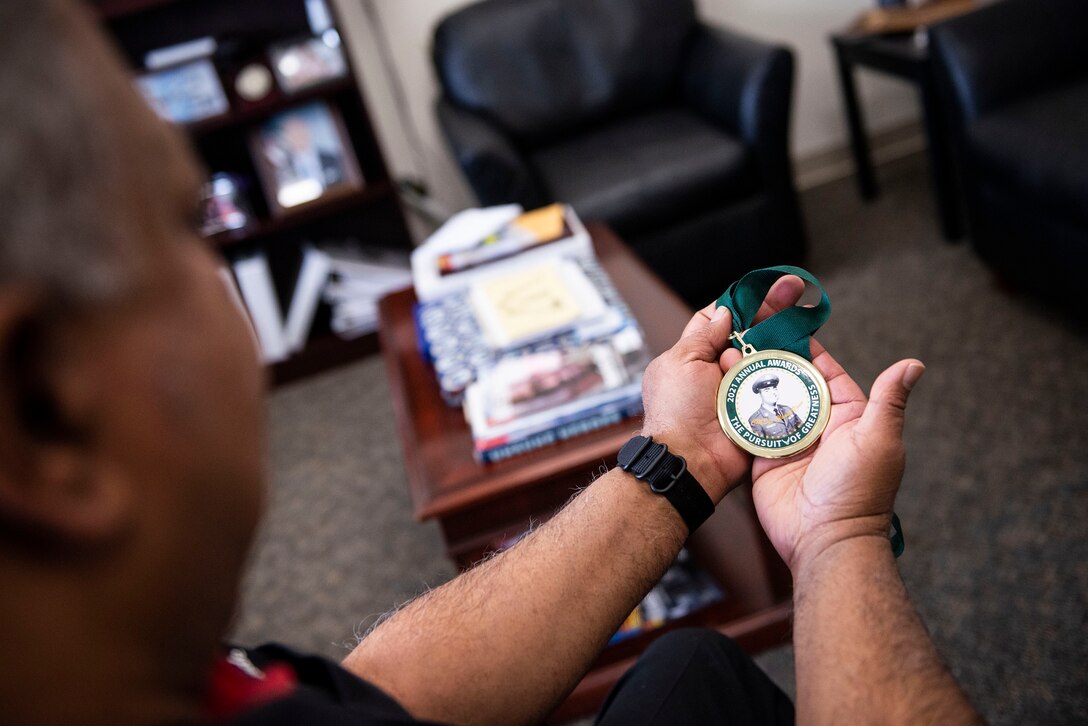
[433,0,805,308]
[930,0,1088,312]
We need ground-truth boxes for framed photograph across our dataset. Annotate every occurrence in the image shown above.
[250,101,363,216]
[269,31,348,95]
[135,59,229,124]
[199,173,255,237]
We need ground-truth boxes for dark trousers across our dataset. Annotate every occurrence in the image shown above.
[595,629,795,725]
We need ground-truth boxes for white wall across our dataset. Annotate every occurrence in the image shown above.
[334,0,920,220]
[696,0,919,155]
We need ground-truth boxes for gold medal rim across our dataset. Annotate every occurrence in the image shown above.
[716,349,831,459]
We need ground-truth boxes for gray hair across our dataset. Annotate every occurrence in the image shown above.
[0,0,160,306]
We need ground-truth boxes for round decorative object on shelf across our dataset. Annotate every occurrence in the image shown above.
[235,63,275,102]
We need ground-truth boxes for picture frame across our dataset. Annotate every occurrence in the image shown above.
[250,101,364,217]
[135,59,230,124]
[199,173,255,237]
[269,31,349,95]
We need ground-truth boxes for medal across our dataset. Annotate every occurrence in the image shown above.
[713,266,832,459]
[716,333,830,458]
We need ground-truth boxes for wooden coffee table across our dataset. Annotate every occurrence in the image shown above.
[377,224,792,720]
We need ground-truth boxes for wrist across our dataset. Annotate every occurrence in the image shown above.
[791,515,894,578]
[638,429,729,503]
[617,434,716,535]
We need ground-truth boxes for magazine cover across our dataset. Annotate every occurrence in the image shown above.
[464,326,650,442]
[415,255,636,406]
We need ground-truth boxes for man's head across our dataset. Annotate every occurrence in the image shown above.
[0,1,265,718]
[752,372,780,406]
[282,116,314,152]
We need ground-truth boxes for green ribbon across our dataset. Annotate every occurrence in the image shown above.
[890,513,905,558]
[717,265,905,558]
[715,265,830,360]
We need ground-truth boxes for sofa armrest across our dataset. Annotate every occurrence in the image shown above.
[435,98,546,208]
[681,25,794,153]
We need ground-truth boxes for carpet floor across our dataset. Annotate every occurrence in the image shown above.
[230,153,1088,724]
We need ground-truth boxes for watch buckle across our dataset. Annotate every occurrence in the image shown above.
[650,457,686,494]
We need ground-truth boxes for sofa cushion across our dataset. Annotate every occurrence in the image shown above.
[967,81,1088,222]
[531,108,754,233]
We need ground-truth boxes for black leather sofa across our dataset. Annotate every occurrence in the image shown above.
[930,0,1088,312]
[432,0,805,308]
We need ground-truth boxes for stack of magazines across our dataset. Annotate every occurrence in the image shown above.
[409,204,652,465]
[410,204,651,462]
[464,328,649,462]
[459,252,650,462]
[414,254,634,406]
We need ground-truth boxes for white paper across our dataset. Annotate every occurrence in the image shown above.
[283,247,332,353]
[232,254,289,363]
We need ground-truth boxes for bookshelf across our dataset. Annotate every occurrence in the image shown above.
[91,0,414,386]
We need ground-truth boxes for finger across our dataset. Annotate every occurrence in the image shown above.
[700,304,735,353]
[857,359,925,439]
[750,275,806,325]
[719,345,743,373]
[680,299,719,339]
[716,276,804,370]
[689,274,804,342]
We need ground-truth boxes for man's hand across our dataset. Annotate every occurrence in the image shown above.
[731,334,925,572]
[733,320,982,724]
[640,276,807,502]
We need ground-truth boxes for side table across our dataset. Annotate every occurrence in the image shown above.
[377,223,792,721]
[830,30,964,240]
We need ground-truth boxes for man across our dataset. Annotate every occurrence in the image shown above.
[0,1,981,724]
[747,372,802,439]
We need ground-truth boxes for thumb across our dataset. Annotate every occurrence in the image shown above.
[857,359,925,439]
[677,305,735,361]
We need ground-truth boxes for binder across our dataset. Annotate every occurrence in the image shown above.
[283,247,332,352]
[232,253,289,363]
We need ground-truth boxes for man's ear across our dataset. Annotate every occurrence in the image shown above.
[0,288,132,550]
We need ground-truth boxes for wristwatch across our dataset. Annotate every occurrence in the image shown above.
[617,435,714,534]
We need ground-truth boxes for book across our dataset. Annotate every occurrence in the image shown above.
[469,258,608,350]
[472,385,643,450]
[436,203,568,275]
[463,327,650,458]
[466,330,647,430]
[476,398,644,463]
[217,266,261,359]
[135,59,229,124]
[330,299,379,338]
[410,204,592,302]
[144,36,217,70]
[232,253,289,363]
[283,247,331,353]
[415,255,636,406]
[319,241,412,340]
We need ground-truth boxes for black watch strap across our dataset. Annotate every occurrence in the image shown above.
[617,435,714,534]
